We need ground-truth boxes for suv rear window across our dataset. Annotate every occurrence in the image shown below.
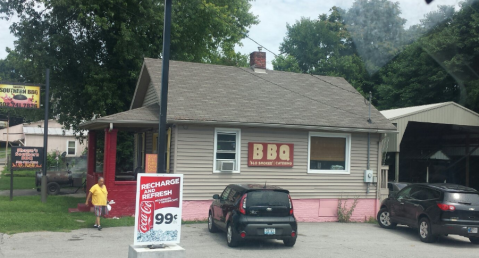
[246,190,289,207]
[445,192,479,205]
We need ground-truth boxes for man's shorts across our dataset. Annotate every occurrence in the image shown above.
[94,206,108,217]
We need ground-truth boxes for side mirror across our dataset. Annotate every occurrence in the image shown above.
[213,194,220,200]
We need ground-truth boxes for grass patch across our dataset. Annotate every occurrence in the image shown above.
[0,176,35,190]
[1,170,37,177]
[0,147,10,159]
[365,216,378,224]
[0,196,134,234]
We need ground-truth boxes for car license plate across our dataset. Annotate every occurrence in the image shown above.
[468,227,478,234]
[264,228,275,235]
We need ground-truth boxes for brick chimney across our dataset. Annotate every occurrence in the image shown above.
[250,47,266,73]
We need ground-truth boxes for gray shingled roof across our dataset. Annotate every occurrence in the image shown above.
[80,104,159,129]
[82,58,396,131]
[145,58,394,131]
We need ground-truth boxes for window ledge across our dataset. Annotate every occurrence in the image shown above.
[308,170,350,174]
[213,171,241,174]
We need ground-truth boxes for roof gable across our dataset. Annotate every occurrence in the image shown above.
[132,58,394,131]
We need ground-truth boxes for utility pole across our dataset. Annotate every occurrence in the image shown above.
[157,0,172,173]
[41,69,50,203]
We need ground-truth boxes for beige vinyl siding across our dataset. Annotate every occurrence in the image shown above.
[174,125,380,200]
[25,135,87,157]
[142,81,158,106]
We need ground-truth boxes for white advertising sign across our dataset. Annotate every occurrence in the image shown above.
[134,174,183,245]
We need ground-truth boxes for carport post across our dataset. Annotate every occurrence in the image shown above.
[395,152,399,182]
[466,134,470,186]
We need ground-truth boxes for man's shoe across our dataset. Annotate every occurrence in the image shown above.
[93,225,98,228]
[98,226,102,231]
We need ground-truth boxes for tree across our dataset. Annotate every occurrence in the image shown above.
[374,2,479,111]
[342,0,407,74]
[0,0,258,132]
[274,7,370,92]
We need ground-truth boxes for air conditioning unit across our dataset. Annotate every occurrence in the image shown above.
[220,161,235,172]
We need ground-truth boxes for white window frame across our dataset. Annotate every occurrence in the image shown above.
[67,140,77,156]
[213,128,241,173]
[307,132,351,174]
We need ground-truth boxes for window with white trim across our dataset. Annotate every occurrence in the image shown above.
[308,132,351,174]
[67,140,76,155]
[214,128,241,173]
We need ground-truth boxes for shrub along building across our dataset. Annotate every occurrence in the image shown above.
[78,50,396,221]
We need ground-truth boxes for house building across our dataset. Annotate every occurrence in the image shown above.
[79,50,396,221]
[0,119,87,157]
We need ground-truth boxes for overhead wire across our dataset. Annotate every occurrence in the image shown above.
[110,1,379,126]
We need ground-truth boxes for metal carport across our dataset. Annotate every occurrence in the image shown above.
[381,102,479,189]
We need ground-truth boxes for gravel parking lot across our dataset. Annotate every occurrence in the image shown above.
[1,222,478,258]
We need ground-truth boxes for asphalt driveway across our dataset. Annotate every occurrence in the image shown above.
[1,223,478,258]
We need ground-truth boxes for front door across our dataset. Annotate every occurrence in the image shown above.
[214,187,231,230]
[390,186,414,224]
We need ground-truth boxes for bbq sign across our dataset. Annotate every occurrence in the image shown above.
[11,147,44,169]
[134,174,183,245]
[248,142,294,167]
[0,84,41,109]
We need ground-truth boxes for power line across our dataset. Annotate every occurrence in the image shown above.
[310,74,363,96]
[244,35,279,57]
[111,0,371,121]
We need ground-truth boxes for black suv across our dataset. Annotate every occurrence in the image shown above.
[208,184,298,247]
[377,183,479,244]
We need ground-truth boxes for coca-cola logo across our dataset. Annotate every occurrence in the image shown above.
[139,202,154,233]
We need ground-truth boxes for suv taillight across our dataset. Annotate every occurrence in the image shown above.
[437,203,455,211]
[288,194,294,215]
[239,194,247,214]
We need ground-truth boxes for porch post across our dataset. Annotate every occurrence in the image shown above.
[103,128,118,185]
[86,131,96,192]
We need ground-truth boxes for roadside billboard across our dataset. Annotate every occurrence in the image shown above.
[134,174,183,245]
[11,146,44,169]
[0,84,41,109]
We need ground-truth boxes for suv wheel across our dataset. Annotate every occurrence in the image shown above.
[208,213,219,233]
[283,238,296,247]
[226,223,240,247]
[377,208,397,229]
[470,237,479,245]
[418,218,437,243]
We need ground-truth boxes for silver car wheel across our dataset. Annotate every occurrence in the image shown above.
[380,211,391,226]
[227,225,232,243]
[420,221,428,238]
[208,215,212,230]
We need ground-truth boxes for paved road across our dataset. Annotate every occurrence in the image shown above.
[1,223,478,258]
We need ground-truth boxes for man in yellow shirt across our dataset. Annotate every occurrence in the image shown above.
[85,177,108,231]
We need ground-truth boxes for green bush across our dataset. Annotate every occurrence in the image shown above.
[337,196,359,223]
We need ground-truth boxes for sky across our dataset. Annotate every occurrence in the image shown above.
[0,0,462,69]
